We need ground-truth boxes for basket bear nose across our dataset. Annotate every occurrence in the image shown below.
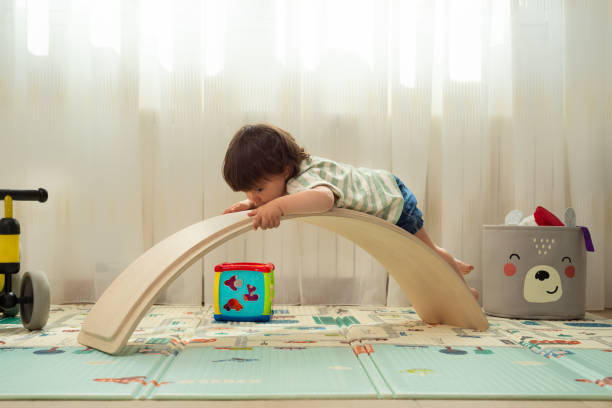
[535,270,549,281]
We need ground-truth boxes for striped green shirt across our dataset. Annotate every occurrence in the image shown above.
[286,156,404,223]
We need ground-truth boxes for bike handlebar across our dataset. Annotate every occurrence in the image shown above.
[0,188,48,203]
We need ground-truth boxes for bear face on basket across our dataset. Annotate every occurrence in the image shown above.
[502,236,577,304]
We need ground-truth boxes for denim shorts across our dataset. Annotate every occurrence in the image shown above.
[394,176,424,234]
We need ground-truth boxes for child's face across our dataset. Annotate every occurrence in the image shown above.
[245,172,287,207]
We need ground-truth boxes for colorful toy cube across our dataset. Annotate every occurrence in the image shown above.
[213,262,275,322]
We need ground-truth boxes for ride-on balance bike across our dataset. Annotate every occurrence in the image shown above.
[0,188,50,329]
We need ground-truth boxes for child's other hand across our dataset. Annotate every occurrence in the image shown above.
[248,202,283,230]
[223,201,251,214]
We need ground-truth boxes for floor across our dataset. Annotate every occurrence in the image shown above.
[0,398,611,407]
[1,308,611,407]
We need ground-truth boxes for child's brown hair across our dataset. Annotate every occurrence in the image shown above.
[223,124,310,192]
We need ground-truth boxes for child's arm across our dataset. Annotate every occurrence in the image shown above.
[276,186,335,215]
[248,186,335,230]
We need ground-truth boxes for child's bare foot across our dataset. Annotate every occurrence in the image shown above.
[456,259,474,275]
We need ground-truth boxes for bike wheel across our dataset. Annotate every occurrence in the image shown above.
[19,270,50,330]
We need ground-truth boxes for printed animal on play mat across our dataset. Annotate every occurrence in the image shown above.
[576,377,612,387]
[94,376,169,387]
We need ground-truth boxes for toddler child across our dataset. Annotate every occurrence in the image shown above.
[222,123,478,300]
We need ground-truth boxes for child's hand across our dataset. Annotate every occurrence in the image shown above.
[248,202,283,230]
[223,200,252,214]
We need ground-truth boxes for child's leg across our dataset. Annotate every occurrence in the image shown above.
[413,227,479,300]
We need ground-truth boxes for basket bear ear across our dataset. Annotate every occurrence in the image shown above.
[534,206,564,226]
[564,207,576,227]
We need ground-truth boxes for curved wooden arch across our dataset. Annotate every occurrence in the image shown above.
[78,209,488,354]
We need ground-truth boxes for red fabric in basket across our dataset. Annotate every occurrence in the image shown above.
[534,206,565,226]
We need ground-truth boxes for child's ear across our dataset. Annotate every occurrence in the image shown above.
[283,165,292,179]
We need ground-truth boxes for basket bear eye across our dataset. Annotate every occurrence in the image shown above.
[562,256,571,263]
[509,253,520,261]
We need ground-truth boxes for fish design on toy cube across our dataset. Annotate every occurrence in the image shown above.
[482,226,591,320]
[214,262,274,322]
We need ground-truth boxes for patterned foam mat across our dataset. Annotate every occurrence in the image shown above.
[0,305,611,400]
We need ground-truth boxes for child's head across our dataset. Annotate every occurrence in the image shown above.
[223,123,310,202]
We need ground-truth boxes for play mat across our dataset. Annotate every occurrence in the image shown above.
[0,304,611,400]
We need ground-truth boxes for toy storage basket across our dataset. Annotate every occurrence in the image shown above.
[482,226,586,320]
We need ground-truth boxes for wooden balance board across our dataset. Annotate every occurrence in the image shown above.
[78,209,488,354]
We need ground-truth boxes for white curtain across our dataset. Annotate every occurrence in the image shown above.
[1,0,610,309]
